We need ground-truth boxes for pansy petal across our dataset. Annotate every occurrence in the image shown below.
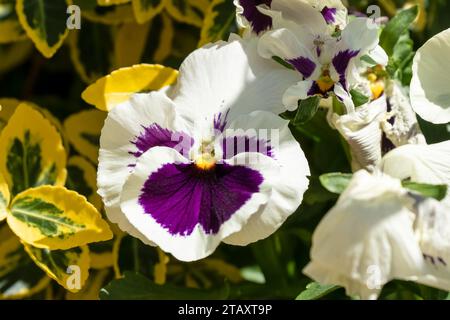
[173,37,300,127]
[410,28,450,124]
[222,111,310,245]
[333,83,355,113]
[332,96,386,170]
[97,91,191,214]
[282,80,316,110]
[381,141,450,203]
[120,147,279,261]
[234,0,273,34]
[303,170,424,300]
[341,17,379,53]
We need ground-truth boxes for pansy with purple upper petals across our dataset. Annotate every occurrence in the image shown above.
[97,36,310,261]
[258,17,380,112]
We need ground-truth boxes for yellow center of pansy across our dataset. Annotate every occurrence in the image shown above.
[316,68,335,93]
[194,140,216,171]
[364,65,386,100]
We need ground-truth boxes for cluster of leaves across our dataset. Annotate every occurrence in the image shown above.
[0,0,450,300]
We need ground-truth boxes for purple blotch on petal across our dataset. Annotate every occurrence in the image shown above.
[286,57,316,79]
[214,110,230,133]
[221,135,274,159]
[332,49,359,88]
[240,0,273,34]
[130,123,194,158]
[138,163,264,236]
[321,6,337,24]
[307,82,328,96]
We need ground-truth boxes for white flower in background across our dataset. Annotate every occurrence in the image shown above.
[258,16,380,112]
[304,170,450,300]
[234,0,347,35]
[410,28,450,124]
[97,37,310,262]
[382,141,450,204]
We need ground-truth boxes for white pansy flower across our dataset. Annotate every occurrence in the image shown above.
[410,28,450,124]
[304,170,450,299]
[97,37,310,262]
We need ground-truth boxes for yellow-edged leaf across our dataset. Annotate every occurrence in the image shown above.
[114,20,151,69]
[23,242,90,292]
[0,171,9,221]
[0,98,21,131]
[7,185,113,250]
[66,156,102,210]
[81,64,178,111]
[0,102,67,197]
[89,240,114,269]
[0,40,33,73]
[152,12,174,63]
[0,1,27,43]
[97,0,131,5]
[16,0,70,58]
[112,231,125,278]
[198,0,235,47]
[64,109,106,163]
[80,2,135,25]
[166,0,204,27]
[66,269,110,300]
[131,0,166,24]
[0,225,50,299]
[200,259,243,283]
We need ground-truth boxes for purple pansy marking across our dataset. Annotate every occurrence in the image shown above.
[321,6,337,24]
[240,0,273,34]
[130,124,194,158]
[138,163,264,236]
[221,135,274,159]
[286,57,316,79]
[332,49,359,88]
[307,82,329,96]
[214,110,230,133]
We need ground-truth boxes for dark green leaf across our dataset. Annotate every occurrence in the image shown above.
[402,181,447,201]
[296,282,339,300]
[293,96,321,125]
[319,173,353,194]
[350,89,370,107]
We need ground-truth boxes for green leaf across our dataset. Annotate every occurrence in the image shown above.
[296,282,339,300]
[319,172,353,194]
[293,96,321,126]
[350,89,370,108]
[16,0,70,58]
[198,0,235,47]
[402,181,447,201]
[380,5,418,56]
[100,272,230,300]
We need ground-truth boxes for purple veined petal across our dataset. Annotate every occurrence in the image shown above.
[332,49,359,88]
[286,57,317,79]
[239,0,273,34]
[130,123,194,159]
[221,135,274,159]
[321,6,337,24]
[138,162,264,236]
[213,110,230,133]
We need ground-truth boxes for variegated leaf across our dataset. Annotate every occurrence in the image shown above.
[75,0,135,25]
[89,240,114,269]
[81,64,178,111]
[0,103,67,197]
[16,0,70,58]
[166,0,205,27]
[7,185,113,250]
[0,172,9,221]
[23,242,90,292]
[198,0,235,47]
[0,225,50,299]
[131,0,166,24]
[64,109,106,163]
[97,0,130,5]
[0,0,27,43]
[114,20,151,68]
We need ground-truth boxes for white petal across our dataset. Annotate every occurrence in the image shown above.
[222,111,310,245]
[341,17,379,53]
[173,37,300,127]
[120,147,279,261]
[282,80,315,110]
[97,91,182,211]
[381,141,450,203]
[333,83,355,113]
[410,28,450,124]
[332,97,386,171]
[303,170,424,300]
[382,81,426,147]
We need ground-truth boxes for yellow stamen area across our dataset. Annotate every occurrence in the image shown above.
[316,74,335,93]
[195,153,216,171]
[370,81,385,100]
